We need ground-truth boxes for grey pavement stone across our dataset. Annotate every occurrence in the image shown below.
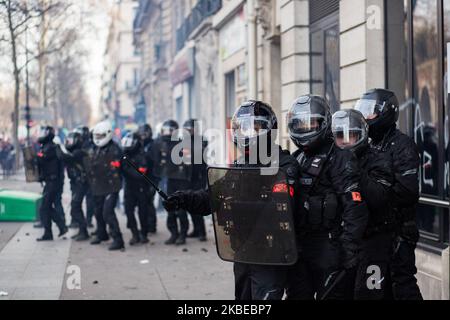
[1,173,234,300]
[60,214,234,300]
[0,223,71,300]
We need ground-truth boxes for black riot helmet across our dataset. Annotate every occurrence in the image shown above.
[65,130,83,152]
[231,100,278,149]
[160,120,179,137]
[138,124,153,143]
[75,126,90,143]
[332,109,369,156]
[37,125,55,144]
[183,119,199,136]
[355,89,399,142]
[287,95,332,151]
[121,131,141,155]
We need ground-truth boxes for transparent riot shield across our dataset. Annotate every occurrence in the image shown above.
[22,146,40,183]
[83,150,122,196]
[207,167,298,266]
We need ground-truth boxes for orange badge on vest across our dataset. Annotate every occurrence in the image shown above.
[352,192,362,202]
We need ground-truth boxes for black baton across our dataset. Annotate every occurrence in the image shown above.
[122,156,169,200]
[319,270,347,300]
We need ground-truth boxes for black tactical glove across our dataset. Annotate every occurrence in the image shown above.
[366,149,394,184]
[342,249,360,270]
[400,220,420,244]
[163,191,187,212]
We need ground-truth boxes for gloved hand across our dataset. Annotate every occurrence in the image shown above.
[163,191,187,212]
[342,249,360,270]
[366,149,394,184]
[400,220,420,244]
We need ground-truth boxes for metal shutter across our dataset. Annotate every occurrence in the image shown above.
[309,0,340,24]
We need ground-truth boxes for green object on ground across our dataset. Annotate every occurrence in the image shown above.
[0,190,41,222]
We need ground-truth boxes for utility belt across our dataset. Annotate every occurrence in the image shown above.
[301,192,339,233]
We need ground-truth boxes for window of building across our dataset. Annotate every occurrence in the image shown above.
[310,10,340,112]
[387,0,450,247]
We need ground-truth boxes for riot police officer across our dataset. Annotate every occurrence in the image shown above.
[162,101,299,300]
[76,126,95,229]
[88,121,125,251]
[36,126,68,241]
[182,119,208,242]
[332,109,395,299]
[285,95,369,300]
[122,132,151,245]
[156,120,189,245]
[137,124,158,234]
[80,128,96,229]
[57,128,90,241]
[355,88,422,300]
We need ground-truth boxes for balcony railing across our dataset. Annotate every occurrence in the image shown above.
[176,0,222,52]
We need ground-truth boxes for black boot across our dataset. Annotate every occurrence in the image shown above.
[129,229,140,246]
[90,234,109,245]
[164,234,177,245]
[187,231,199,238]
[58,225,69,238]
[109,238,125,251]
[37,234,53,242]
[75,228,90,242]
[175,235,186,246]
[68,220,79,229]
[140,231,149,244]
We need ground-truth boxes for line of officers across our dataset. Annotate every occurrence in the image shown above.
[162,88,424,300]
[33,119,208,251]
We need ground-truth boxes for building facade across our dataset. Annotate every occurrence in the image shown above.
[132,0,450,299]
[101,0,141,129]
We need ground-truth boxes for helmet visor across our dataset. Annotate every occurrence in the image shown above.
[231,115,272,140]
[287,112,325,139]
[332,111,367,150]
[355,99,385,120]
[121,136,135,148]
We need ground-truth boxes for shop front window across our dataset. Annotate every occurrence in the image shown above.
[413,0,440,199]
[388,0,450,244]
[310,12,340,113]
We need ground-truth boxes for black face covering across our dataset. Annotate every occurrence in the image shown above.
[368,121,395,144]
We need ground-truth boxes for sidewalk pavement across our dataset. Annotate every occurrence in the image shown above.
[0,173,234,300]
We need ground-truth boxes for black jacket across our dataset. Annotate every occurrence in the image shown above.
[293,139,369,258]
[59,148,87,184]
[122,147,152,190]
[363,127,420,241]
[37,141,64,182]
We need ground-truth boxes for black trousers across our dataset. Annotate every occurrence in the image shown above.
[167,210,188,238]
[189,212,206,237]
[124,186,149,235]
[391,237,423,300]
[147,189,157,232]
[85,188,95,225]
[354,232,394,300]
[286,234,350,300]
[40,180,66,236]
[94,193,123,242]
[234,263,287,300]
[70,181,88,230]
[54,180,66,225]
